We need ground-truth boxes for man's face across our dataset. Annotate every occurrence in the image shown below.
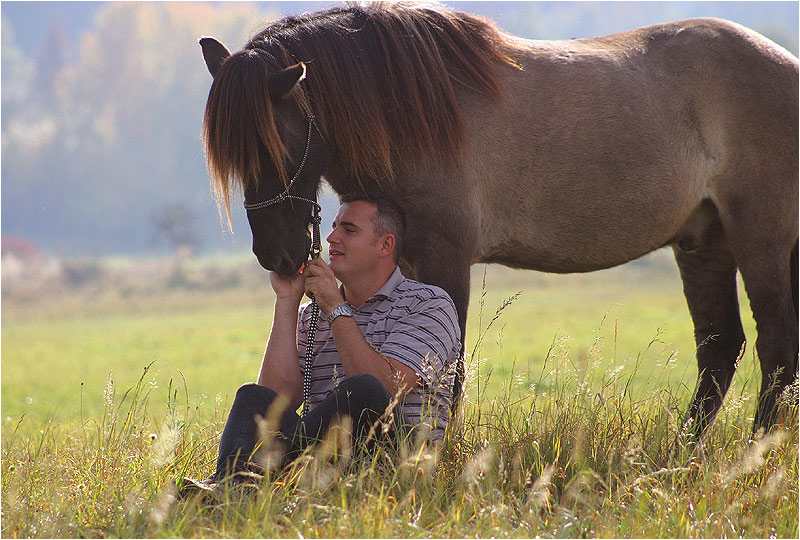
[326,201,382,280]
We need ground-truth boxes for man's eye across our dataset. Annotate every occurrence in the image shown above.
[345,228,354,233]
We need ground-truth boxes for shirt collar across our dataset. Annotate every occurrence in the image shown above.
[370,266,405,300]
[339,266,406,307]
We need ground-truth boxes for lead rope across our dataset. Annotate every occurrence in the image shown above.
[301,204,323,418]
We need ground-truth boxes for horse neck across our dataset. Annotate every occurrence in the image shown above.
[322,159,371,195]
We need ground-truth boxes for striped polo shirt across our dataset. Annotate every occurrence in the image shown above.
[297,266,461,442]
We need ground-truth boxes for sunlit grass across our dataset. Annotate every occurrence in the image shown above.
[2,251,756,427]
[2,336,796,538]
[2,251,793,538]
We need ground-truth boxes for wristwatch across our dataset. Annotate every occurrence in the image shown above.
[327,304,354,324]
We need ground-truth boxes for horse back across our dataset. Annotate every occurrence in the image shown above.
[453,18,797,271]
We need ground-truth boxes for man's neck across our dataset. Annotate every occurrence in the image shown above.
[341,264,397,308]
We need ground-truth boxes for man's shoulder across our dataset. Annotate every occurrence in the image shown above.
[394,277,457,311]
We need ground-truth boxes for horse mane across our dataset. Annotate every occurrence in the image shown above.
[203,1,520,220]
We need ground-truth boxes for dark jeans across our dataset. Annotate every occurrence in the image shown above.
[215,374,401,479]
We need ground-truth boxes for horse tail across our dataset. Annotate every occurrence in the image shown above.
[203,49,288,226]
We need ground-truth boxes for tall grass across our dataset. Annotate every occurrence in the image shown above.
[2,293,797,538]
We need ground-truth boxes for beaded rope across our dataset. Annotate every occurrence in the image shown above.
[301,206,322,417]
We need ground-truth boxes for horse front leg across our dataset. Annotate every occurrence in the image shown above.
[717,189,798,435]
[401,240,472,410]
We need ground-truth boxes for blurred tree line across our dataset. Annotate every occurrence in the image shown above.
[2,2,277,255]
[2,1,796,257]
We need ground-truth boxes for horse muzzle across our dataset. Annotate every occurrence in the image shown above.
[253,240,309,276]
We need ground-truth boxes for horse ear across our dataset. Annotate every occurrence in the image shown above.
[269,63,306,100]
[199,36,231,79]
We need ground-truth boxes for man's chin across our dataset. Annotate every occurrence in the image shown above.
[327,259,342,273]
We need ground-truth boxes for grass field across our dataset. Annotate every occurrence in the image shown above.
[2,249,797,537]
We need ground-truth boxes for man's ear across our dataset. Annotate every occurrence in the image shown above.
[269,63,306,99]
[199,37,231,79]
[379,234,396,259]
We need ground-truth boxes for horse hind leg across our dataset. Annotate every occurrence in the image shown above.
[673,204,746,438]
[744,239,800,432]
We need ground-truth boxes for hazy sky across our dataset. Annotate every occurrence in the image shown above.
[4,2,797,53]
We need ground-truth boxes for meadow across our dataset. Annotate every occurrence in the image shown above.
[2,249,797,538]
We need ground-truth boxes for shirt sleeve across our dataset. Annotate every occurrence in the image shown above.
[378,294,461,387]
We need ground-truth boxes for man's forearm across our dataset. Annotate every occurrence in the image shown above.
[329,316,417,396]
[257,299,303,407]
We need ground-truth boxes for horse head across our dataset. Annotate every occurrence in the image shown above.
[200,37,331,275]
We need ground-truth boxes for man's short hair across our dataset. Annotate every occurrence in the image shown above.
[340,191,406,263]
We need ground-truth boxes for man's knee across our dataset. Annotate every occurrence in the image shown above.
[337,374,392,410]
[234,382,278,404]
[339,373,389,393]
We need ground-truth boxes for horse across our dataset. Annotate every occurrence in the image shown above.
[199,2,798,437]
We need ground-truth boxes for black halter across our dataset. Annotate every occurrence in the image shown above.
[243,115,319,210]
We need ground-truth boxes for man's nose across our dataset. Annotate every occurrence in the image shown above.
[326,228,337,244]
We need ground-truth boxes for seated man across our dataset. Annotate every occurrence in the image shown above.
[181,192,460,493]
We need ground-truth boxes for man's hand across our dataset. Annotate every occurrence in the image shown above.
[304,258,345,314]
[269,266,306,303]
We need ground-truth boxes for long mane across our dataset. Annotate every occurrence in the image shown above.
[203,1,520,218]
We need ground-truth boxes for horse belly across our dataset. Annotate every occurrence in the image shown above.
[467,37,734,273]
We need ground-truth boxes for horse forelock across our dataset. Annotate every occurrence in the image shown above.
[245,2,520,186]
[202,50,290,225]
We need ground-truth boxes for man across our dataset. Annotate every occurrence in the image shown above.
[181,192,460,493]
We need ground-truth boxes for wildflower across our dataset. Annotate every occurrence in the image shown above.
[150,485,176,525]
[151,423,180,468]
[104,374,114,407]
[527,464,555,511]
[461,446,494,486]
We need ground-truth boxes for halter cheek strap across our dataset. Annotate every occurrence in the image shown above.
[243,115,318,211]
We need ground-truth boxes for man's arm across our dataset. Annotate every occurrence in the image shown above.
[304,258,419,397]
[329,316,420,397]
[256,270,306,409]
[257,298,304,408]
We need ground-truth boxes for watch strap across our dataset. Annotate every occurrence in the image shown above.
[327,304,354,324]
